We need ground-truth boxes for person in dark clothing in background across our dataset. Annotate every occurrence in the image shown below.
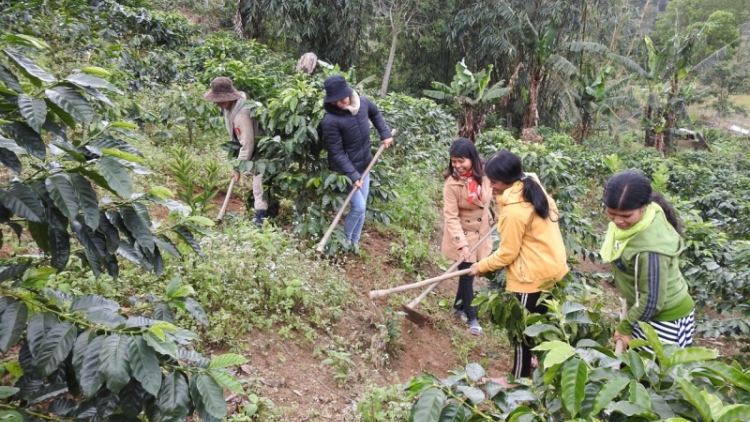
[319,75,393,254]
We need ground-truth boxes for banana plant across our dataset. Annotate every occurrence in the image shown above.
[424,60,510,142]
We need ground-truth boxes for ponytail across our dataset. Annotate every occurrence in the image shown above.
[485,150,550,220]
[650,192,683,235]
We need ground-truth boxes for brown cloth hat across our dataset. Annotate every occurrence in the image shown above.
[203,77,243,103]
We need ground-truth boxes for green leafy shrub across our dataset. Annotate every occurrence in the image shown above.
[165,222,355,344]
[356,383,411,422]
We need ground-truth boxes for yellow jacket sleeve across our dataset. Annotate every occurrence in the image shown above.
[477,213,526,273]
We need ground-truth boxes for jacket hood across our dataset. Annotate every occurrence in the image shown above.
[620,211,684,260]
[498,172,542,207]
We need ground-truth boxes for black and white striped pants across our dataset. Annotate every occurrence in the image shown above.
[631,309,696,349]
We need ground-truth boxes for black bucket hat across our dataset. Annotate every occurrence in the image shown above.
[323,75,353,103]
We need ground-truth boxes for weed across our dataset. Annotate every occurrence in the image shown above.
[321,350,356,387]
[355,383,411,422]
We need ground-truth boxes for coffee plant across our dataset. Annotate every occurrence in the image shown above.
[407,285,750,421]
[0,36,244,420]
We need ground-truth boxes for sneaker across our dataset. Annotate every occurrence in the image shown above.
[454,309,468,322]
[351,243,361,256]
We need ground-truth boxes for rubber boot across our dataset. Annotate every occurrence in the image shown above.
[254,209,267,227]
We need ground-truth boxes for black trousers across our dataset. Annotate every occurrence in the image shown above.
[513,291,547,378]
[453,262,477,322]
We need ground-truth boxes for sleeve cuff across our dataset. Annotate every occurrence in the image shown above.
[616,320,633,335]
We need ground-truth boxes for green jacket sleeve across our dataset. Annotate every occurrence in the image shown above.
[617,252,670,335]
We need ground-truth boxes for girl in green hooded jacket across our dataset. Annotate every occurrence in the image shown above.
[601,171,695,350]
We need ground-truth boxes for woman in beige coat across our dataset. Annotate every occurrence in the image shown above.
[441,138,493,335]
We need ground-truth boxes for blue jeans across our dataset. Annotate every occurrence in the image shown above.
[344,174,370,245]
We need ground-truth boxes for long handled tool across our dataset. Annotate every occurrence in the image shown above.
[614,298,628,354]
[216,177,236,222]
[402,229,495,326]
[315,129,396,253]
[369,269,472,300]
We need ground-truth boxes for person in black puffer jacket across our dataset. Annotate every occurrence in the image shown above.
[320,75,393,254]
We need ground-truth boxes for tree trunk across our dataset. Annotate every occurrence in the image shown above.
[380,28,400,97]
[644,105,655,147]
[523,70,541,129]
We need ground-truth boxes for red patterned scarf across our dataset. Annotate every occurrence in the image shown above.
[462,171,482,204]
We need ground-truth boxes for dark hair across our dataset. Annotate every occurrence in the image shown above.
[444,138,484,183]
[485,150,550,219]
[603,171,683,235]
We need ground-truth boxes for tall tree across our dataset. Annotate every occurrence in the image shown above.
[238,0,372,68]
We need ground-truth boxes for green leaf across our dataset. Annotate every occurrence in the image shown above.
[187,216,215,227]
[626,350,645,381]
[69,167,115,196]
[148,186,174,201]
[69,174,99,230]
[72,330,95,381]
[0,410,22,422]
[48,227,70,270]
[542,343,576,369]
[0,300,27,353]
[5,121,47,160]
[2,49,56,86]
[717,404,750,422]
[0,148,21,174]
[209,353,248,369]
[665,347,718,368]
[209,370,244,394]
[456,385,484,404]
[194,374,227,419]
[81,66,111,77]
[609,401,647,416]
[0,64,23,92]
[533,340,569,351]
[184,298,208,326]
[65,72,121,94]
[79,335,105,399]
[0,264,30,282]
[0,386,19,399]
[45,86,93,124]
[120,205,154,253]
[0,182,44,222]
[129,336,161,397]
[45,98,76,128]
[465,363,485,382]
[157,372,190,422]
[410,388,445,422]
[71,294,119,313]
[143,331,178,358]
[18,94,47,132]
[45,173,79,221]
[171,225,203,258]
[155,235,181,258]
[628,380,651,409]
[524,323,562,337]
[561,302,587,314]
[98,333,131,393]
[637,322,665,363]
[701,361,750,393]
[102,148,143,164]
[4,34,49,49]
[561,358,587,418]
[34,322,76,377]
[592,377,630,415]
[677,378,712,422]
[96,156,133,198]
[438,402,470,422]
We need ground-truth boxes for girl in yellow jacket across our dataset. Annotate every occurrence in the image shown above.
[469,150,568,381]
[441,139,493,335]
